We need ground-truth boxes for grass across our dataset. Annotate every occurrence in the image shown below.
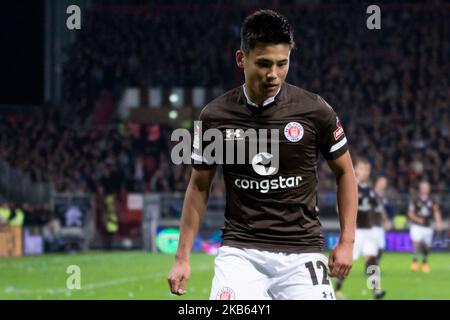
[0,251,449,300]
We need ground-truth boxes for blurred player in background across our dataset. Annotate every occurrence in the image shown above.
[373,176,392,264]
[408,181,443,273]
[335,158,386,299]
[168,9,358,300]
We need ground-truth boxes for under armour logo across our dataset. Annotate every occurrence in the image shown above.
[322,291,334,299]
[226,129,242,139]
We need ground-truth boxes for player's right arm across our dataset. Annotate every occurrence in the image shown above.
[168,167,216,296]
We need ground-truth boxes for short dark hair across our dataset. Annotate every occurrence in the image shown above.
[240,9,295,54]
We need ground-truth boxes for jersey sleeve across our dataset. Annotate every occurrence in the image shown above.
[191,108,218,171]
[370,190,378,208]
[431,198,440,211]
[316,96,349,160]
[408,201,415,212]
[378,195,388,213]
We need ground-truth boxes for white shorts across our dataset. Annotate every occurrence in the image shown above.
[353,229,378,260]
[209,246,335,300]
[371,226,386,250]
[410,224,433,247]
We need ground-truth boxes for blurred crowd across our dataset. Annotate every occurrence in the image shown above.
[0,110,195,194]
[0,2,448,205]
[0,201,65,252]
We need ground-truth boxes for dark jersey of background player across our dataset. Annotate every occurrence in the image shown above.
[192,82,348,253]
[408,197,437,227]
[373,192,388,227]
[356,183,377,229]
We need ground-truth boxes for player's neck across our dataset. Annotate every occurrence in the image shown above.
[246,89,263,105]
[357,180,369,187]
[243,84,280,107]
[419,194,429,200]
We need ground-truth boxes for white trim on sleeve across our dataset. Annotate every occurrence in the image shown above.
[329,137,347,153]
[191,153,211,164]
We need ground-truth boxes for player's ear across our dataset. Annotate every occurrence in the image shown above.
[236,50,245,69]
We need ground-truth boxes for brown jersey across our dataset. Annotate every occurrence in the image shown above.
[409,197,437,227]
[192,82,348,253]
[356,183,378,229]
[372,191,388,227]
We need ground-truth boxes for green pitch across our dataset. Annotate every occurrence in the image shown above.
[0,251,449,300]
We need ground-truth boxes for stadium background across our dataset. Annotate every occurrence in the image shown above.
[0,0,449,300]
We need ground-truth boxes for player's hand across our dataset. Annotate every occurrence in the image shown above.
[435,222,443,233]
[328,241,353,278]
[416,217,425,225]
[168,260,190,296]
[384,220,392,231]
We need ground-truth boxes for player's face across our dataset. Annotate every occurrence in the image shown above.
[236,43,290,104]
[355,162,371,183]
[419,182,430,196]
[375,177,387,192]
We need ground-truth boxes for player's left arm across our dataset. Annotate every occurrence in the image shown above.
[326,150,358,278]
[433,202,443,232]
[380,206,391,230]
[382,211,392,230]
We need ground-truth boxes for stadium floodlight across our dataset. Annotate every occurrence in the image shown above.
[168,110,178,120]
[169,93,179,104]
[169,88,184,108]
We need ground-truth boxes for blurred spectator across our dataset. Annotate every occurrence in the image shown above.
[0,202,10,225]
[42,217,63,253]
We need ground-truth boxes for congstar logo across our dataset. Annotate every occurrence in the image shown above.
[251,152,277,176]
[234,152,302,194]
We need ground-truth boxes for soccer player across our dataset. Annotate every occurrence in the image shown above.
[408,181,443,273]
[373,176,392,264]
[168,9,358,300]
[335,159,386,299]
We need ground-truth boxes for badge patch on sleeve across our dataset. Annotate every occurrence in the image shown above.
[193,124,200,149]
[333,117,345,140]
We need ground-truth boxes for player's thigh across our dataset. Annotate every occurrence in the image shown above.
[410,225,422,243]
[362,235,378,258]
[379,230,386,249]
[423,227,434,247]
[271,282,336,300]
[270,253,335,300]
[209,246,271,300]
[373,227,386,249]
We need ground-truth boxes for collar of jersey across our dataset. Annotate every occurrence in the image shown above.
[359,182,369,188]
[242,84,281,108]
